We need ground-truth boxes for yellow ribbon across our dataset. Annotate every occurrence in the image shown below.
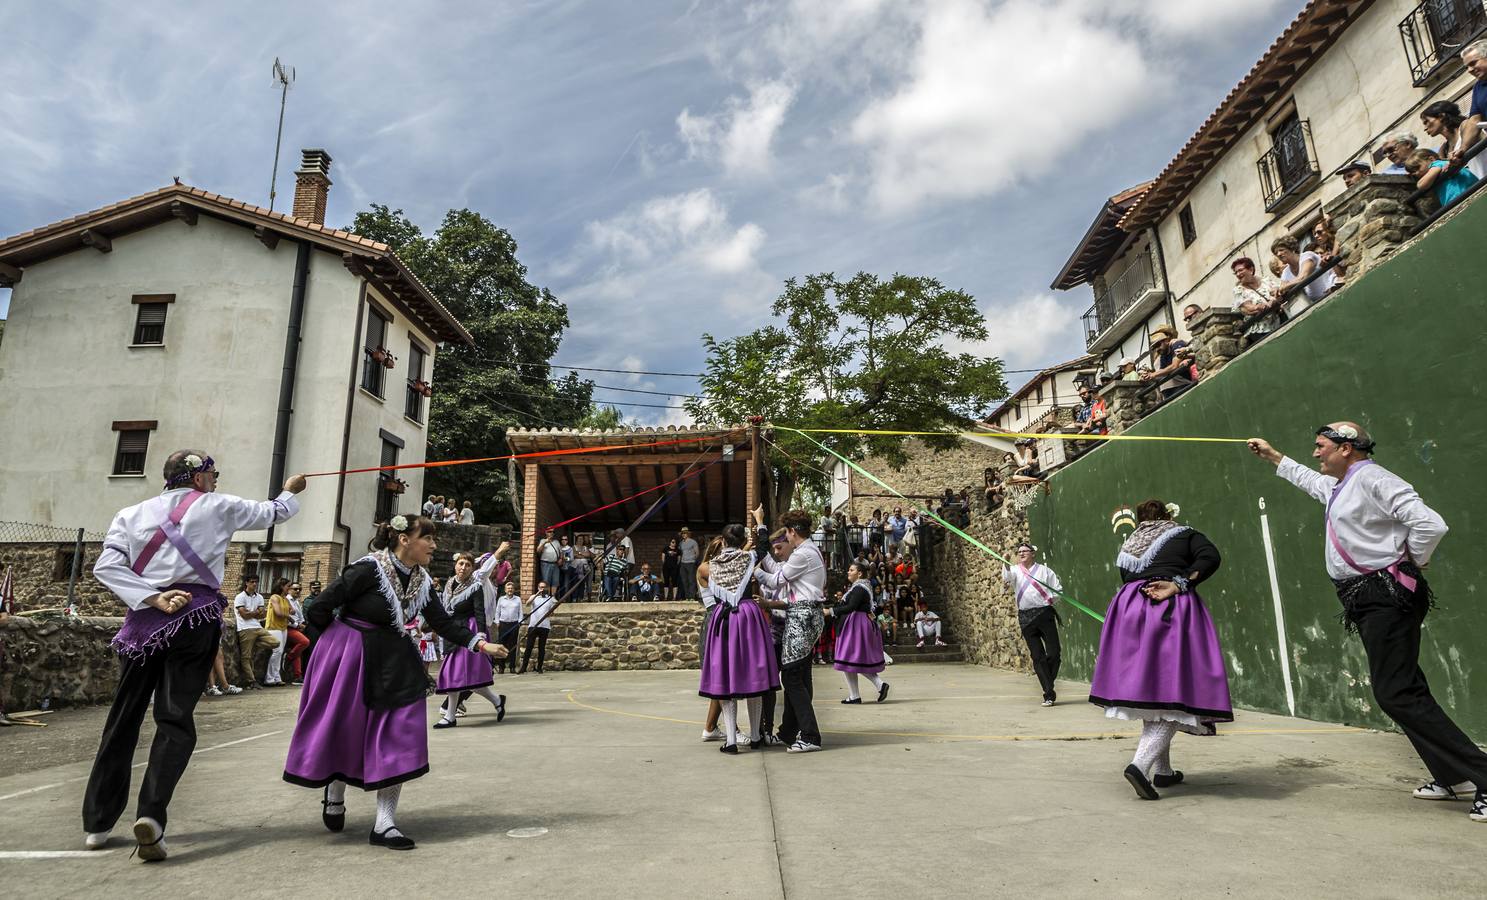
[776,426,1247,444]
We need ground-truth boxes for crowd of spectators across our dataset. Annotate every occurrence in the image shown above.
[422,494,476,526]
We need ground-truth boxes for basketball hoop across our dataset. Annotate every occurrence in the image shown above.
[1004,481,1047,511]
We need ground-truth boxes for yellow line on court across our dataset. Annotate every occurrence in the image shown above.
[563,691,1365,743]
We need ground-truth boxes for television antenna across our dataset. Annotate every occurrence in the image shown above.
[267,57,295,211]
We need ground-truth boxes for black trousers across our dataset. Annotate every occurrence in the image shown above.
[496,622,521,673]
[778,661,820,746]
[520,627,549,673]
[83,617,219,832]
[1019,606,1061,700]
[1355,598,1487,790]
[760,640,783,733]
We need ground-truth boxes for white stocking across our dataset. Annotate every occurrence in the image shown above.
[1154,739,1175,777]
[474,686,503,710]
[1131,720,1178,776]
[325,779,346,815]
[720,699,738,746]
[745,696,763,741]
[375,784,402,835]
[864,673,884,691]
[844,672,861,701]
[439,701,456,724]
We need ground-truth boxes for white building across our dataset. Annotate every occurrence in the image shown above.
[0,150,473,586]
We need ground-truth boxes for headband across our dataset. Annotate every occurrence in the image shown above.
[1316,425,1375,452]
[165,454,215,488]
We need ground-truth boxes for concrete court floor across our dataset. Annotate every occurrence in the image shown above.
[0,663,1480,899]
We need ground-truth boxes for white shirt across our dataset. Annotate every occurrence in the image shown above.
[755,540,826,605]
[1277,457,1448,581]
[913,610,940,625]
[619,535,635,563]
[1001,563,1063,611]
[423,500,438,516]
[494,594,523,623]
[93,488,300,611]
[234,592,266,631]
[538,539,560,563]
[1282,250,1336,314]
[459,508,475,525]
[528,591,557,629]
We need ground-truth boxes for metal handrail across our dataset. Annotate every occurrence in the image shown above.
[1405,132,1487,228]
[1398,0,1487,84]
[1258,120,1321,211]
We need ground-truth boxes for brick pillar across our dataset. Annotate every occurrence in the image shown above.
[521,461,542,596]
[1186,308,1244,378]
[1329,174,1423,280]
[1097,380,1150,435]
[291,149,333,225]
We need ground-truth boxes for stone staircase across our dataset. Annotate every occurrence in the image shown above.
[883,641,965,664]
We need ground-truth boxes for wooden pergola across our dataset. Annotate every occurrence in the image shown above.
[505,425,760,595]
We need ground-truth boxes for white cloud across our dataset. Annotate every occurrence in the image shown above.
[943,292,1082,370]
[677,80,796,176]
[1086,0,1295,39]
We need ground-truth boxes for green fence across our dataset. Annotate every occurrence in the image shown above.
[1028,195,1487,735]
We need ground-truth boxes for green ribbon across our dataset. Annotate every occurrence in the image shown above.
[777,425,1105,624]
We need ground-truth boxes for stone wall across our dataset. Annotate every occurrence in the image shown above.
[538,602,703,671]
[0,542,115,615]
[1,615,120,711]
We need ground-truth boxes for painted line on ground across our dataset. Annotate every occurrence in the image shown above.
[0,850,115,859]
[0,730,284,803]
[563,691,1365,742]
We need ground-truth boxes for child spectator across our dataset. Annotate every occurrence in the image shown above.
[913,600,945,648]
[1405,147,1479,208]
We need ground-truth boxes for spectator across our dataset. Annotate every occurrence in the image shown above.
[536,528,563,593]
[233,576,279,689]
[1267,256,1285,278]
[1230,256,1285,348]
[677,527,700,601]
[442,499,459,523]
[571,534,595,601]
[1073,383,1108,436]
[492,581,523,673]
[1270,234,1337,316]
[1117,357,1138,381]
[1455,40,1487,178]
[847,514,865,557]
[1142,325,1195,401]
[1405,147,1479,209]
[263,578,293,687]
[661,538,682,599]
[557,534,574,599]
[983,467,1005,512]
[1338,158,1371,187]
[601,543,630,600]
[1379,132,1419,175]
[868,508,885,551]
[629,562,660,601]
[1310,216,1347,283]
[902,509,921,561]
[913,600,945,648]
[1010,442,1041,482]
[886,506,908,556]
[613,527,636,566]
[520,582,555,674]
[283,580,310,684]
[422,494,439,517]
[459,501,475,526]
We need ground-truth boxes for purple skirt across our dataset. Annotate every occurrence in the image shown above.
[699,601,780,699]
[283,618,429,791]
[1088,581,1233,725]
[435,616,493,693]
[833,611,886,674]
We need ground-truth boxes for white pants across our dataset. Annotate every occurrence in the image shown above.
[265,629,286,683]
[916,621,940,639]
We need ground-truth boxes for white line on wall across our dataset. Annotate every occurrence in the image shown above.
[1259,498,1297,716]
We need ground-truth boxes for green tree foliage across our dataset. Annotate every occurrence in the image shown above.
[349,205,594,522]
[686,272,1005,518]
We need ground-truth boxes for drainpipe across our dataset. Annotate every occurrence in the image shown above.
[1147,226,1176,329]
[333,280,370,559]
[262,241,312,551]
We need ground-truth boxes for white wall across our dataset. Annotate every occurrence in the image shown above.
[989,367,1086,433]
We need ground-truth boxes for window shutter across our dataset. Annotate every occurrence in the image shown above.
[136,304,168,325]
[118,430,149,454]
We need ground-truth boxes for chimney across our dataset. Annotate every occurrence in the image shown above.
[291,148,333,224]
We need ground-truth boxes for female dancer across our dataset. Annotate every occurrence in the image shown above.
[434,548,512,728]
[1088,499,1230,801]
[824,562,889,704]
[698,525,779,753]
[283,516,507,849]
[696,536,726,742]
[752,506,827,753]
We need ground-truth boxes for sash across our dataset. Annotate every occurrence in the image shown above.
[1016,564,1054,606]
[1325,461,1417,592]
[130,491,218,589]
[711,558,758,611]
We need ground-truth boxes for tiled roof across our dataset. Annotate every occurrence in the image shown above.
[0,183,472,345]
[1118,0,1376,232]
[1050,180,1153,290]
[984,354,1098,424]
[504,425,748,456]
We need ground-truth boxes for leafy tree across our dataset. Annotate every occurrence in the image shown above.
[349,205,595,522]
[576,404,625,430]
[686,272,1005,519]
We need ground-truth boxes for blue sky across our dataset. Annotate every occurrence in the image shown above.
[1,0,1301,423]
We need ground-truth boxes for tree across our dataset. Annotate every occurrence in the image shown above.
[686,272,1005,519]
[349,205,596,522]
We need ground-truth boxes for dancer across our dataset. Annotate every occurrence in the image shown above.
[824,562,889,704]
[408,614,440,675]
[695,536,727,742]
[1001,543,1064,706]
[282,515,507,850]
[1088,499,1229,801]
[519,580,556,674]
[434,546,512,728]
[752,506,827,753]
[1250,425,1485,821]
[754,530,790,746]
[697,525,780,753]
[84,451,305,858]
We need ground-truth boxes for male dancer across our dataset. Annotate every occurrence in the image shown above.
[1001,543,1063,706]
[85,450,307,857]
[1249,423,1485,822]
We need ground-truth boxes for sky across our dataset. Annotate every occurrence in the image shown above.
[0,0,1303,424]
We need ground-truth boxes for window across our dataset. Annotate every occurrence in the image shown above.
[54,545,82,581]
[113,429,150,475]
[132,302,169,345]
[1035,383,1044,404]
[375,435,402,522]
[361,306,390,397]
[405,340,428,423]
[1178,204,1197,247]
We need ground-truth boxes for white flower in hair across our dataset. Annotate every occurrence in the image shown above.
[1334,425,1358,439]
[184,454,203,469]
[390,515,409,532]
[1165,503,1181,518]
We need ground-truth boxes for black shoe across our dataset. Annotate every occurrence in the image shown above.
[369,827,416,850]
[720,743,739,754]
[877,682,891,703]
[749,739,763,750]
[433,718,456,729]
[321,787,345,833]
[496,695,507,723]
[840,697,862,705]
[1153,771,1185,788]
[1124,764,1160,801]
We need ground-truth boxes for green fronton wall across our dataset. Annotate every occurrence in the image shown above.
[1028,195,1487,735]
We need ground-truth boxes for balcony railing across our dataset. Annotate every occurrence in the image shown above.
[1257,119,1321,212]
[1399,0,1487,85]
[1081,245,1160,349]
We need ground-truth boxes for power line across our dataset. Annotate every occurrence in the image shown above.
[509,358,1064,379]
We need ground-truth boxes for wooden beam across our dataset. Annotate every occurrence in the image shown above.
[513,451,751,468]
[80,229,112,253]
[255,226,280,250]
[169,201,198,226]
[0,261,20,287]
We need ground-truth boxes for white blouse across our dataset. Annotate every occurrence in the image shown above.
[754,540,826,605]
